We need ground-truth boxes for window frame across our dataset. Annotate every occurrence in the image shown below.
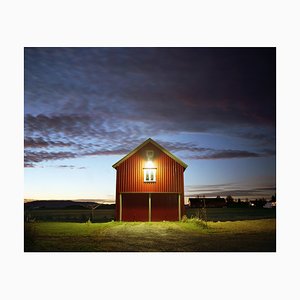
[143,168,157,182]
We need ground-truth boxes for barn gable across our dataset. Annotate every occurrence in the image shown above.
[112,138,188,169]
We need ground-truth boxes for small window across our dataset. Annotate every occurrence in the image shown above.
[144,168,156,182]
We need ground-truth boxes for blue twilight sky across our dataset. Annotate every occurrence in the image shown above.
[24,47,276,202]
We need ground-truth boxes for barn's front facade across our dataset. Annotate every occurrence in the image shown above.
[113,138,187,221]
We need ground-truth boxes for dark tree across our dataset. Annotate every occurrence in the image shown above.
[226,195,234,208]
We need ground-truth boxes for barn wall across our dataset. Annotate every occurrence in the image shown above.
[115,143,185,221]
[116,143,184,193]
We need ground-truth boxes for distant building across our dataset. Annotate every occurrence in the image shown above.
[189,197,226,208]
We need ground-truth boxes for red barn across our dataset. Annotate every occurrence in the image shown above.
[113,138,187,221]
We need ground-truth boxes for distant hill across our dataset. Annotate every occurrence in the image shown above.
[24,200,115,210]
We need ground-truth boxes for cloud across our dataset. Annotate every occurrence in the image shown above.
[24,48,276,167]
[24,137,74,148]
[54,165,86,169]
[24,137,275,167]
[84,149,132,156]
[186,149,261,160]
[24,113,147,143]
[157,140,210,153]
[25,48,275,132]
[24,151,77,165]
[159,140,275,160]
[234,131,275,144]
[23,112,276,167]
[24,162,35,168]
[25,114,98,138]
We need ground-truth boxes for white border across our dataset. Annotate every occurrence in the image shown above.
[2,1,299,300]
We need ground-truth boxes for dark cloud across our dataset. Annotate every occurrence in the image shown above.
[261,149,276,156]
[187,149,260,160]
[157,140,210,153]
[24,137,275,167]
[24,137,74,148]
[84,149,132,156]
[24,113,146,143]
[25,114,98,138]
[24,151,77,165]
[24,47,276,166]
[159,141,275,160]
[24,162,35,168]
[25,48,275,129]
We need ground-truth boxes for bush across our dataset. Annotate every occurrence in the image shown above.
[181,216,208,229]
[190,217,208,228]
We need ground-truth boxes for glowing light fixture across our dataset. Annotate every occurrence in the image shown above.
[145,160,154,168]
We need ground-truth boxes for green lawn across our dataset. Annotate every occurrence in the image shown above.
[24,219,276,252]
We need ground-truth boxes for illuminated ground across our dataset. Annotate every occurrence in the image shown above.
[24,219,276,252]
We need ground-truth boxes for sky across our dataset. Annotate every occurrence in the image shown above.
[24,47,276,202]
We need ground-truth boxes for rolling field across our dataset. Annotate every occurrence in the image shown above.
[186,207,276,221]
[25,209,115,223]
[24,218,276,252]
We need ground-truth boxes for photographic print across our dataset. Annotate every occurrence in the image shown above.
[24,47,276,252]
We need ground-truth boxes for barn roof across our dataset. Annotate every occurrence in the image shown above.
[112,138,188,169]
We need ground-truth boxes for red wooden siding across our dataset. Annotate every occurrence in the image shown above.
[116,143,184,193]
[115,142,185,221]
[122,193,149,221]
[151,193,178,221]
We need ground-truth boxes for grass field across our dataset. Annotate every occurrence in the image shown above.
[24,219,276,252]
